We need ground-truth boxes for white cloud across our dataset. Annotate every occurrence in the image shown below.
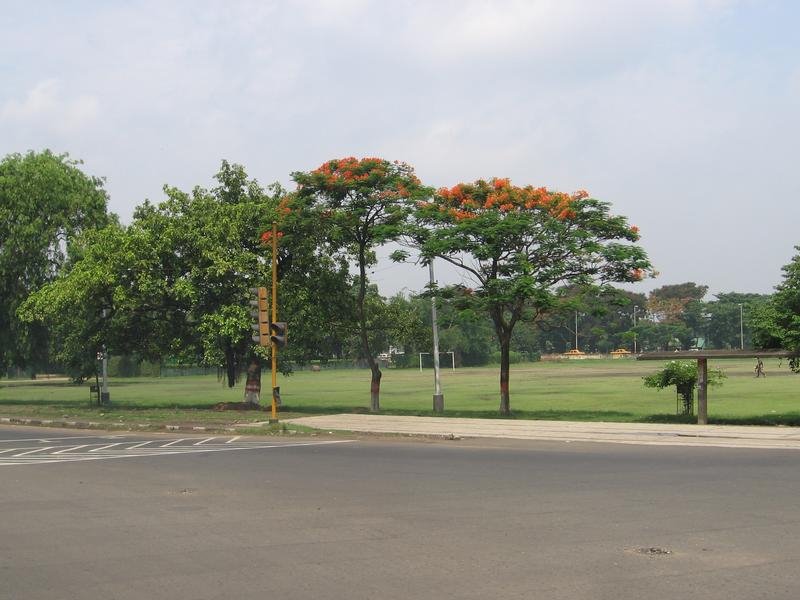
[1,79,99,134]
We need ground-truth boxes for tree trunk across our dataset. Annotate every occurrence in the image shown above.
[370,363,382,413]
[243,356,261,405]
[225,345,237,388]
[499,333,511,416]
[357,243,381,411]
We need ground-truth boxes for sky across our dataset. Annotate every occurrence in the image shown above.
[2,0,799,299]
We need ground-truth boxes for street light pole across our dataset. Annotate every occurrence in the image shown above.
[101,308,110,404]
[429,260,444,413]
[574,310,579,351]
[739,303,744,350]
[633,305,639,354]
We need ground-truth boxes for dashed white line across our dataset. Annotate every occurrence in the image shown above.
[194,438,216,446]
[226,436,241,444]
[160,439,186,447]
[13,446,55,457]
[128,441,152,450]
[89,443,124,453]
[53,444,89,455]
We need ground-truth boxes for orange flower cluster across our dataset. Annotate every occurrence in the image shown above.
[260,230,284,244]
[434,178,584,221]
[277,198,292,217]
[310,157,418,198]
[630,268,644,281]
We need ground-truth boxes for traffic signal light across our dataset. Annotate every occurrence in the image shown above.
[270,321,287,348]
[249,287,270,347]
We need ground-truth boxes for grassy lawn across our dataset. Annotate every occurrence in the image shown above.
[0,358,798,427]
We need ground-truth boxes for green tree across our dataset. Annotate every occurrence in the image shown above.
[21,161,353,392]
[292,157,431,411]
[0,150,109,375]
[536,286,647,353]
[705,292,771,349]
[752,247,800,371]
[414,178,651,415]
[434,286,496,366]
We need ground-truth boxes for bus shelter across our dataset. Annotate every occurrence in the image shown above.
[637,350,793,425]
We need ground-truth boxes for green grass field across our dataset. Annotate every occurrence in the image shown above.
[0,358,798,427]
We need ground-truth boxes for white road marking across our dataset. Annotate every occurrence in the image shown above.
[13,446,55,457]
[225,436,241,444]
[89,443,124,453]
[0,439,355,467]
[53,445,89,454]
[160,439,186,447]
[0,436,108,444]
[128,441,152,449]
[194,438,216,446]
[0,447,22,454]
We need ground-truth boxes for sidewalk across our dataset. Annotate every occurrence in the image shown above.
[285,414,800,450]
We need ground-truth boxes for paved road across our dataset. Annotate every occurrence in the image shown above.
[3,425,800,599]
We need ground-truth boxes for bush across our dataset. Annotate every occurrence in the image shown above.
[643,360,725,415]
[489,350,524,365]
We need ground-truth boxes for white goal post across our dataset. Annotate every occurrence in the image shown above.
[419,351,456,372]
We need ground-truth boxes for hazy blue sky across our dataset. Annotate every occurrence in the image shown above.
[2,0,798,298]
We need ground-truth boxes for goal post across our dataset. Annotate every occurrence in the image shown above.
[419,351,455,372]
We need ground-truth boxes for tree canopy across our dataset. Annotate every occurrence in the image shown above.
[292,157,431,411]
[414,177,651,414]
[752,246,800,370]
[0,150,110,375]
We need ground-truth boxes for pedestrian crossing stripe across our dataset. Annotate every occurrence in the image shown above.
[0,437,353,467]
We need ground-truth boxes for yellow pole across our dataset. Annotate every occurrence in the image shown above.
[270,222,279,423]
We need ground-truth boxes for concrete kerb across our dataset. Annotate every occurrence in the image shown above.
[8,412,800,449]
[283,414,800,450]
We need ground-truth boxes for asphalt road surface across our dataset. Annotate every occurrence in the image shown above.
[2,425,800,600]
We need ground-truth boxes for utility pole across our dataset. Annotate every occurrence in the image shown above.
[270,222,279,423]
[633,305,639,354]
[739,303,744,350]
[101,308,110,404]
[574,310,579,351]
[429,260,444,413]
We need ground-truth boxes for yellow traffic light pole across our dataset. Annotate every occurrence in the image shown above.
[270,222,279,423]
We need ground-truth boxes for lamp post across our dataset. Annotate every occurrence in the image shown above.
[429,260,444,413]
[100,308,110,404]
[633,305,639,354]
[738,303,744,350]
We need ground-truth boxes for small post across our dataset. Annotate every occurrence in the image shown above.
[697,358,708,425]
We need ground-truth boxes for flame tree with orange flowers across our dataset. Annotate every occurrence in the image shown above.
[413,178,652,416]
[292,157,431,412]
